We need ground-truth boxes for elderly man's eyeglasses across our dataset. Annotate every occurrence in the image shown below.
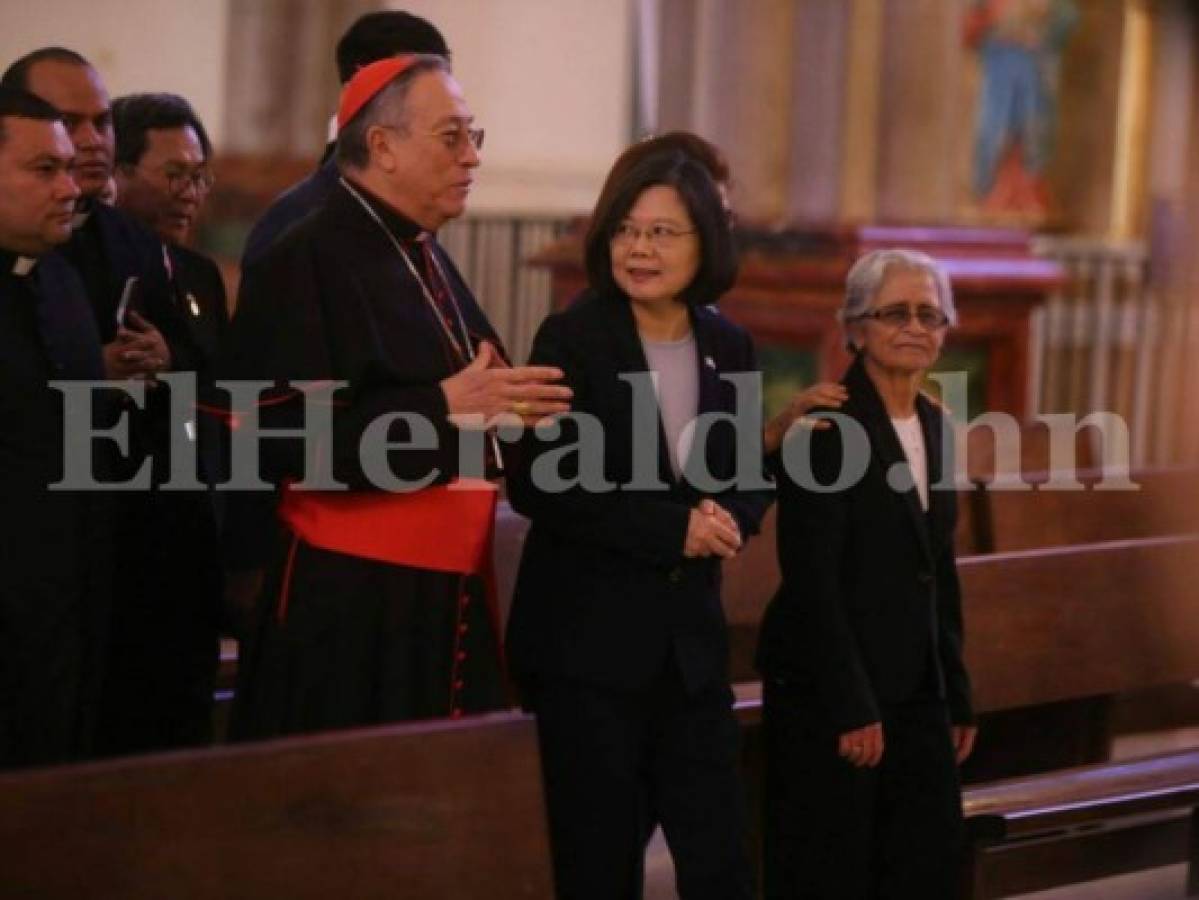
[142,165,214,195]
[853,303,950,330]
[433,126,485,153]
[610,222,697,248]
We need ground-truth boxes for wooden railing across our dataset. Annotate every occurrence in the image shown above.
[1030,235,1171,467]
[437,214,573,366]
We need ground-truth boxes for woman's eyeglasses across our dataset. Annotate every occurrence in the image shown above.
[853,304,950,330]
[610,222,696,248]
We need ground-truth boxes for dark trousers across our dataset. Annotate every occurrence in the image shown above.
[529,664,752,900]
[763,680,964,899]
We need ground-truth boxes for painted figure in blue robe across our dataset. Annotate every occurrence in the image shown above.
[965,0,1078,215]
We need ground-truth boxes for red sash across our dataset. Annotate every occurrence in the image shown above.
[277,479,498,575]
[275,480,501,646]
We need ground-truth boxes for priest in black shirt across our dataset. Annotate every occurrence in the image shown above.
[0,87,112,768]
[3,48,221,754]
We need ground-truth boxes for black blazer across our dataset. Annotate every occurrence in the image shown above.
[756,355,974,731]
[239,157,338,271]
[506,291,772,695]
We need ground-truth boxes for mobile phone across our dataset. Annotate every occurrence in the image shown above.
[114,276,140,328]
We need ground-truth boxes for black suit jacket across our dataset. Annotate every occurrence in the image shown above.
[506,291,772,695]
[239,158,338,271]
[167,244,228,374]
[756,355,974,731]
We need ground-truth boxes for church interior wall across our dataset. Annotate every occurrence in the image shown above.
[0,0,231,149]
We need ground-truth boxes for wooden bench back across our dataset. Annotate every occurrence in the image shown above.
[727,534,1199,710]
[978,466,1199,553]
[0,712,554,900]
[959,534,1199,711]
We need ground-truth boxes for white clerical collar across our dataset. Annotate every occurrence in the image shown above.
[12,256,36,276]
[327,113,339,143]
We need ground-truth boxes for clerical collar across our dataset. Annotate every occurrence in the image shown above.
[0,248,37,276]
[72,195,96,230]
[340,178,425,243]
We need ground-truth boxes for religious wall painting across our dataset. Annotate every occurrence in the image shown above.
[961,0,1080,225]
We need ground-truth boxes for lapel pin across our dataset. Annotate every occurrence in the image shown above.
[187,293,201,317]
[704,355,716,370]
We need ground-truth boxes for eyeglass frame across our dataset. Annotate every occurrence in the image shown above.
[850,302,951,330]
[127,162,215,196]
[609,221,698,249]
[378,122,485,155]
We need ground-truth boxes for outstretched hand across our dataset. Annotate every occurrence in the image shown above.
[440,341,573,427]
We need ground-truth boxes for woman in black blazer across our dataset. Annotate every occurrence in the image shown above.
[757,249,978,899]
[507,146,770,900]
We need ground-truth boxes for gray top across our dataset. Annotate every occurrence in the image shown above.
[641,332,699,480]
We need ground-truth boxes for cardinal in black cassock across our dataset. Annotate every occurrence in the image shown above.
[218,56,521,738]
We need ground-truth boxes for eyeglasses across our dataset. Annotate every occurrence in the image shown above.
[380,123,484,156]
[140,165,214,195]
[610,222,697,248]
[853,303,950,330]
[432,125,484,154]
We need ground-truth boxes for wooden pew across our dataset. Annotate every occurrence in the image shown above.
[954,535,1199,713]
[723,471,1199,682]
[0,711,555,900]
[732,534,1199,747]
[966,465,1199,554]
[739,683,1199,898]
[730,535,1199,720]
[733,535,1199,896]
[961,750,1199,898]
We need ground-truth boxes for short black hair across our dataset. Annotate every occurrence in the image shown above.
[0,85,64,147]
[585,150,738,307]
[112,93,212,166]
[335,11,449,84]
[1,46,92,91]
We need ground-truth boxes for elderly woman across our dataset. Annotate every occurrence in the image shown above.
[506,143,770,899]
[756,248,977,899]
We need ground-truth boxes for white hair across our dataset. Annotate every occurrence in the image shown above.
[839,248,958,328]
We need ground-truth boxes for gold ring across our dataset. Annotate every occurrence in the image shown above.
[511,400,532,416]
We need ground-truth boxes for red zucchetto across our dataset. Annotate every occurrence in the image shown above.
[337,55,420,130]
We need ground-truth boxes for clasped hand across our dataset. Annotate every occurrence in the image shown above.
[683,498,742,559]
